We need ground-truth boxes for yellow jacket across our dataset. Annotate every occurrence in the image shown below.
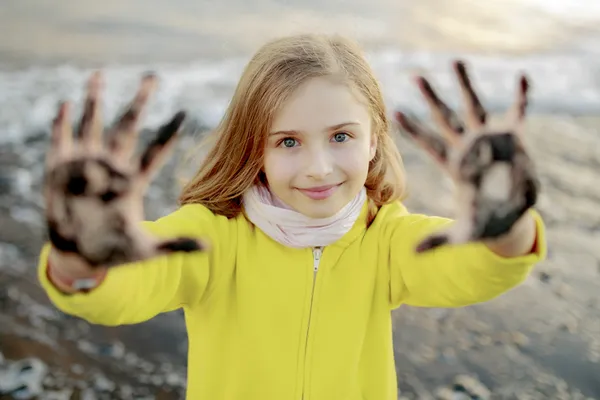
[38,201,546,400]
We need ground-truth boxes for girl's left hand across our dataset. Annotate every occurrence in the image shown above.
[395,60,540,253]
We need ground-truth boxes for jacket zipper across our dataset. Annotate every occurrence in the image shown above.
[301,246,322,400]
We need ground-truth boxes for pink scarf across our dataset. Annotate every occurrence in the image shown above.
[242,185,367,248]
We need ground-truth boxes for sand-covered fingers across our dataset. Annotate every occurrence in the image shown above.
[452,60,487,130]
[415,220,473,253]
[395,59,540,252]
[43,71,201,270]
[47,71,104,167]
[76,71,104,151]
[155,237,208,255]
[415,76,465,141]
[395,111,450,166]
[137,111,186,187]
[507,74,530,127]
[48,102,74,167]
[108,73,158,163]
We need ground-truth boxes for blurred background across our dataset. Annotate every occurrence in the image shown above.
[1,0,599,398]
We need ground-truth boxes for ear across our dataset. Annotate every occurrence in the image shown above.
[369,133,378,161]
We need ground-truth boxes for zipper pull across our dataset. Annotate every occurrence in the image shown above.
[312,247,322,272]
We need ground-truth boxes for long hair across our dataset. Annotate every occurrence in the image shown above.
[178,33,406,224]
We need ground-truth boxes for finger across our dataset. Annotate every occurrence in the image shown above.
[507,74,530,128]
[416,233,450,253]
[47,218,80,255]
[453,60,487,130]
[48,101,73,166]
[138,111,186,184]
[395,111,449,165]
[521,172,539,210]
[415,77,465,142]
[415,219,472,253]
[76,71,104,150]
[108,73,158,162]
[155,237,207,255]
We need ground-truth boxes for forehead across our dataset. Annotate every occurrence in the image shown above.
[270,77,370,132]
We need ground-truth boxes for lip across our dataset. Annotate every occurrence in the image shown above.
[297,183,342,200]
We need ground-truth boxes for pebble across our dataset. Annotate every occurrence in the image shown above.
[0,357,48,399]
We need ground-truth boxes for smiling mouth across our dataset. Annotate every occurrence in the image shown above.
[296,183,342,200]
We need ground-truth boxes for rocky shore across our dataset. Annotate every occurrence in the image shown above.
[1,114,599,399]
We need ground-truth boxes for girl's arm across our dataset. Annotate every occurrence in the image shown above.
[385,204,546,309]
[38,205,232,326]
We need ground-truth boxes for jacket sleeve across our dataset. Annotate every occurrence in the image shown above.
[387,206,547,309]
[37,204,233,326]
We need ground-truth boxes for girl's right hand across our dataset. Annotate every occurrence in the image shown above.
[44,72,207,289]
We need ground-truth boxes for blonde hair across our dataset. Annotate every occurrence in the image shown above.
[178,33,406,224]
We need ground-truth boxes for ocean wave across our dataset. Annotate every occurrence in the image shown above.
[1,47,599,145]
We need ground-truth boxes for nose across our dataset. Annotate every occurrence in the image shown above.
[305,146,333,180]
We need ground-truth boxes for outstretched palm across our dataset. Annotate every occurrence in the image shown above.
[395,60,539,253]
[44,72,206,268]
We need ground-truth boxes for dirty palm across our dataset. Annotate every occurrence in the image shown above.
[395,61,539,252]
[45,73,204,270]
[39,34,545,400]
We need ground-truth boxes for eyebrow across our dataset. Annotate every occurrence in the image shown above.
[269,122,360,136]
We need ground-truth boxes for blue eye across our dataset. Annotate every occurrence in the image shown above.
[333,132,349,143]
[281,138,298,148]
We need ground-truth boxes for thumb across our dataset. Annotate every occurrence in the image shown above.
[416,233,450,253]
[154,237,208,256]
[415,221,472,253]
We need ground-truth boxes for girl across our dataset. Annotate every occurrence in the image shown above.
[39,34,546,399]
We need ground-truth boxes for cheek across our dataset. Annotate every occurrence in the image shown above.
[341,158,369,181]
[263,152,295,186]
[338,141,372,177]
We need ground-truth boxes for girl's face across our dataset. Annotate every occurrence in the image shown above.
[264,77,376,218]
